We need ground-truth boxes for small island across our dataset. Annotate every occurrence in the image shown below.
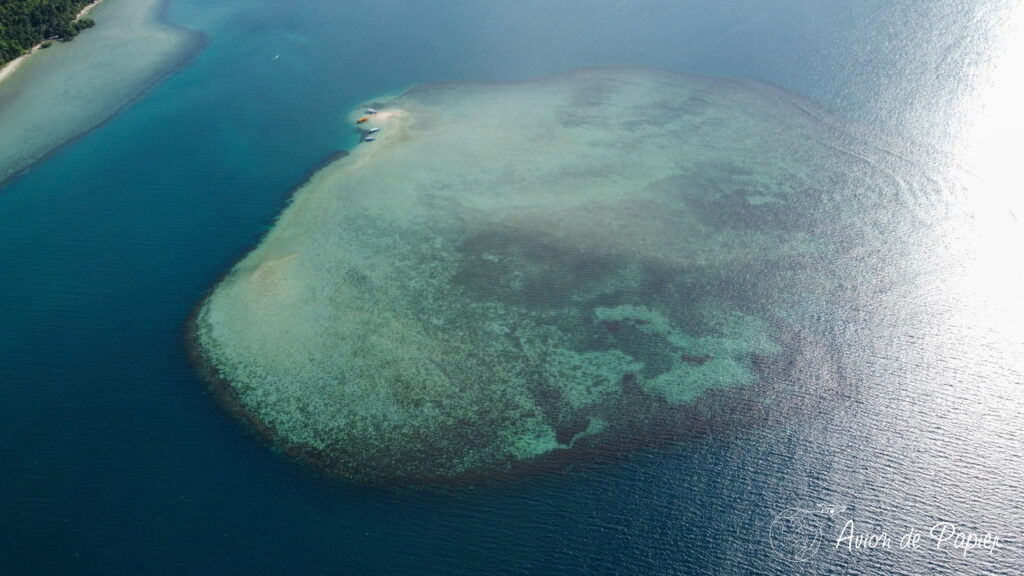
[0,0,97,68]
[190,68,875,484]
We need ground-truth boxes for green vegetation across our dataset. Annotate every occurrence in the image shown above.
[0,0,96,67]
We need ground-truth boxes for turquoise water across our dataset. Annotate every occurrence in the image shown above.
[2,0,1021,573]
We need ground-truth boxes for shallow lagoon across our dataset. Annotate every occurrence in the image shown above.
[0,0,201,184]
[194,67,939,483]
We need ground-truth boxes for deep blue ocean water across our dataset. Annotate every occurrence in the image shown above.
[2,1,1021,574]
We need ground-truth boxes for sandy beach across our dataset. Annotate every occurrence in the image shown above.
[0,52,30,86]
[0,0,202,185]
[76,0,104,20]
[0,1,104,88]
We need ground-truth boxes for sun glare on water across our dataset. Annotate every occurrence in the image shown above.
[944,3,1024,314]
[938,1,1024,412]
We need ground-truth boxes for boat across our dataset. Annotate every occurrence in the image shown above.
[367,128,380,134]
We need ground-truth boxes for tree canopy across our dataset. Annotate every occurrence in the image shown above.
[0,0,96,67]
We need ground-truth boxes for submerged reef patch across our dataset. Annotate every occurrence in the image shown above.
[190,67,900,483]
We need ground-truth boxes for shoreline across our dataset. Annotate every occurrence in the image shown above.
[0,0,105,88]
[0,51,31,87]
[75,0,105,21]
[0,0,205,186]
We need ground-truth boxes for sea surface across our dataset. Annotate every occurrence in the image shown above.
[1,1,1021,574]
